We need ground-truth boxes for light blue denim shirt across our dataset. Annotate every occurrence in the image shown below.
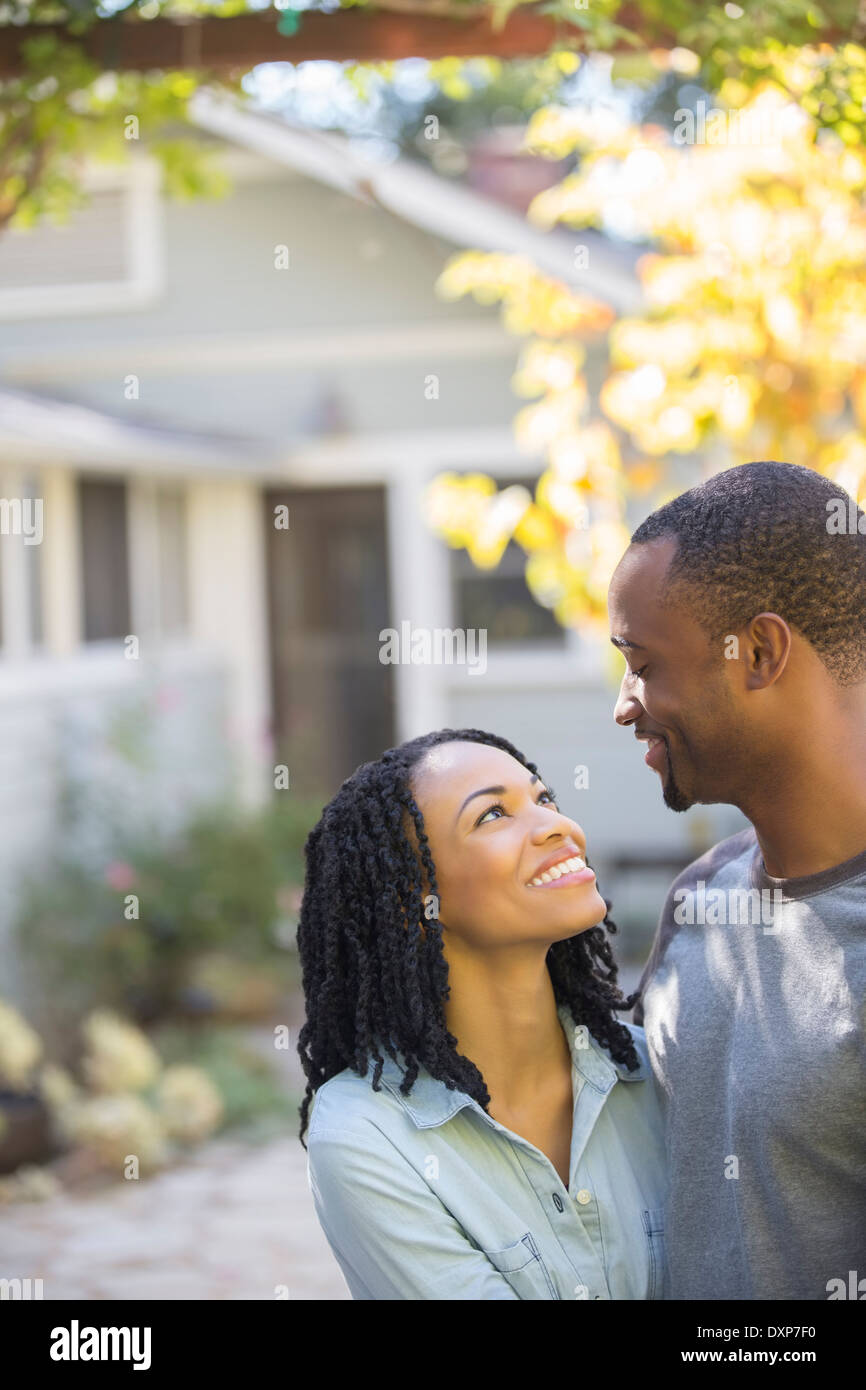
[305,1003,668,1300]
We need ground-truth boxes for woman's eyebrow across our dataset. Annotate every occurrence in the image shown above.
[455,774,540,824]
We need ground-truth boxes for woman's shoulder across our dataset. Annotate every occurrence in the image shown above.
[307,1058,412,1146]
[559,999,651,1076]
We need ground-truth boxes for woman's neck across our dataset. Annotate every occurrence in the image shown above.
[442,944,571,1110]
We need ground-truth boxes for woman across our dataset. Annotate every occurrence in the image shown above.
[296,727,667,1300]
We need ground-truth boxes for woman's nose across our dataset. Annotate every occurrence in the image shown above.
[532,807,585,853]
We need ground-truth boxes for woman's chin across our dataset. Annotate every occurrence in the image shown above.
[542,891,610,938]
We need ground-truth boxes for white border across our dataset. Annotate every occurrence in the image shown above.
[0,157,163,321]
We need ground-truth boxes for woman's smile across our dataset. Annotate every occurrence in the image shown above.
[526,852,596,890]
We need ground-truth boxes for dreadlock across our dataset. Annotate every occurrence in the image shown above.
[296,727,640,1147]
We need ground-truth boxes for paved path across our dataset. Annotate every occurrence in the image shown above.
[2,1134,351,1300]
[1,965,643,1301]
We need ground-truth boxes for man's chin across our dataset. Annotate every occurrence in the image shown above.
[662,782,695,812]
[660,762,694,812]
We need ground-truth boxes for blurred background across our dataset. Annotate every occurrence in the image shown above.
[0,0,863,1298]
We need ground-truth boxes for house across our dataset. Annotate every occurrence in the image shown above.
[0,90,747,989]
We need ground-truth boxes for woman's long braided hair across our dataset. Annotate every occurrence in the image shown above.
[296,727,639,1146]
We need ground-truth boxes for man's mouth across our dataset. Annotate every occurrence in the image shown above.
[637,732,668,772]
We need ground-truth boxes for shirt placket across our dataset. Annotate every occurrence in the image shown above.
[472,1070,616,1300]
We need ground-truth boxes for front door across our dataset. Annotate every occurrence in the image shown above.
[264,485,395,798]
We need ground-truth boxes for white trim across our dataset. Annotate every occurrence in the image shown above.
[273,427,544,485]
[127,477,160,641]
[0,465,34,658]
[0,157,163,321]
[385,472,452,740]
[0,423,548,484]
[0,637,219,699]
[441,644,606,692]
[38,466,82,655]
[8,319,520,383]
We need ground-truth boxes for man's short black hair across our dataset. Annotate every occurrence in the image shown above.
[630,460,866,686]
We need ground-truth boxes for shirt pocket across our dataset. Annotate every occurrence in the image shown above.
[480,1232,559,1300]
[641,1207,665,1300]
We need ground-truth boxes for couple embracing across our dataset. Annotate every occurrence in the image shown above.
[296,460,866,1301]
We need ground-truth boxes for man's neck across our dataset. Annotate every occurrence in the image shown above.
[738,726,866,879]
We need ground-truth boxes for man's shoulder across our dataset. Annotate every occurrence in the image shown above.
[664,825,758,905]
[631,826,758,1026]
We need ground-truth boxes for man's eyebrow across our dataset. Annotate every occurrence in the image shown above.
[610,635,644,652]
[455,773,539,824]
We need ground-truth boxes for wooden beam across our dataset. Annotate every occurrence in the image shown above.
[0,8,653,75]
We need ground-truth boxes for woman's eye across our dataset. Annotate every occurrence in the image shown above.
[475,790,558,826]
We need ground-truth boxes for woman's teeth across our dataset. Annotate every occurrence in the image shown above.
[527,855,586,887]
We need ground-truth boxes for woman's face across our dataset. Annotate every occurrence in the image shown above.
[410,741,609,949]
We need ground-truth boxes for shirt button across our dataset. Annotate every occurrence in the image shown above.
[575,1189,592,1205]
[552,1193,564,1212]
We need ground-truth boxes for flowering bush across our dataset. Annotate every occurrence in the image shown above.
[0,1001,43,1093]
[155,1065,224,1144]
[81,1010,161,1094]
[0,1000,226,1187]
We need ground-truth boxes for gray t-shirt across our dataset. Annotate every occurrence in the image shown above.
[634,826,866,1300]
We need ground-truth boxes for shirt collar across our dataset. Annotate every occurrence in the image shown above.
[374,1001,649,1131]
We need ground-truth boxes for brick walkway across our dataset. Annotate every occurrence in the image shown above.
[1,966,642,1301]
[2,1134,350,1300]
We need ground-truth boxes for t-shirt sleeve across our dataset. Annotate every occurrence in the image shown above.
[632,888,680,1029]
[631,829,757,1027]
[307,1126,522,1300]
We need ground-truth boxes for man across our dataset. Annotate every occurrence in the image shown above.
[607,459,866,1300]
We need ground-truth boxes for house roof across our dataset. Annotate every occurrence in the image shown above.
[188,88,644,315]
[0,386,270,474]
[1,93,643,471]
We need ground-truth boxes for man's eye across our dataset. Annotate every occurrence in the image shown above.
[631,664,648,680]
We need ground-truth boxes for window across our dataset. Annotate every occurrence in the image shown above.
[79,477,131,642]
[0,158,162,320]
[450,476,565,646]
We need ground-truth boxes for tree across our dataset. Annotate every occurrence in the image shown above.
[1,1,865,226]
[426,60,866,647]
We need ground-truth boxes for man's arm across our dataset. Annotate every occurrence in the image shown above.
[632,881,685,1028]
[632,829,757,1026]
[307,1126,522,1300]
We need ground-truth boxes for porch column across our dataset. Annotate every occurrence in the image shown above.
[39,465,83,656]
[185,477,271,808]
[385,468,451,742]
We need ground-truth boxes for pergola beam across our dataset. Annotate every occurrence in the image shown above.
[0,7,678,74]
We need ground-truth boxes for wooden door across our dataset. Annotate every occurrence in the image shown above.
[264,485,395,798]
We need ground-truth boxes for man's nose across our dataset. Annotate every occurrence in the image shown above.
[614,675,643,727]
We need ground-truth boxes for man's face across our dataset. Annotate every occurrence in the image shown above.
[607,537,740,811]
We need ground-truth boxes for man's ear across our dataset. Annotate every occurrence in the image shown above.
[741,612,792,690]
